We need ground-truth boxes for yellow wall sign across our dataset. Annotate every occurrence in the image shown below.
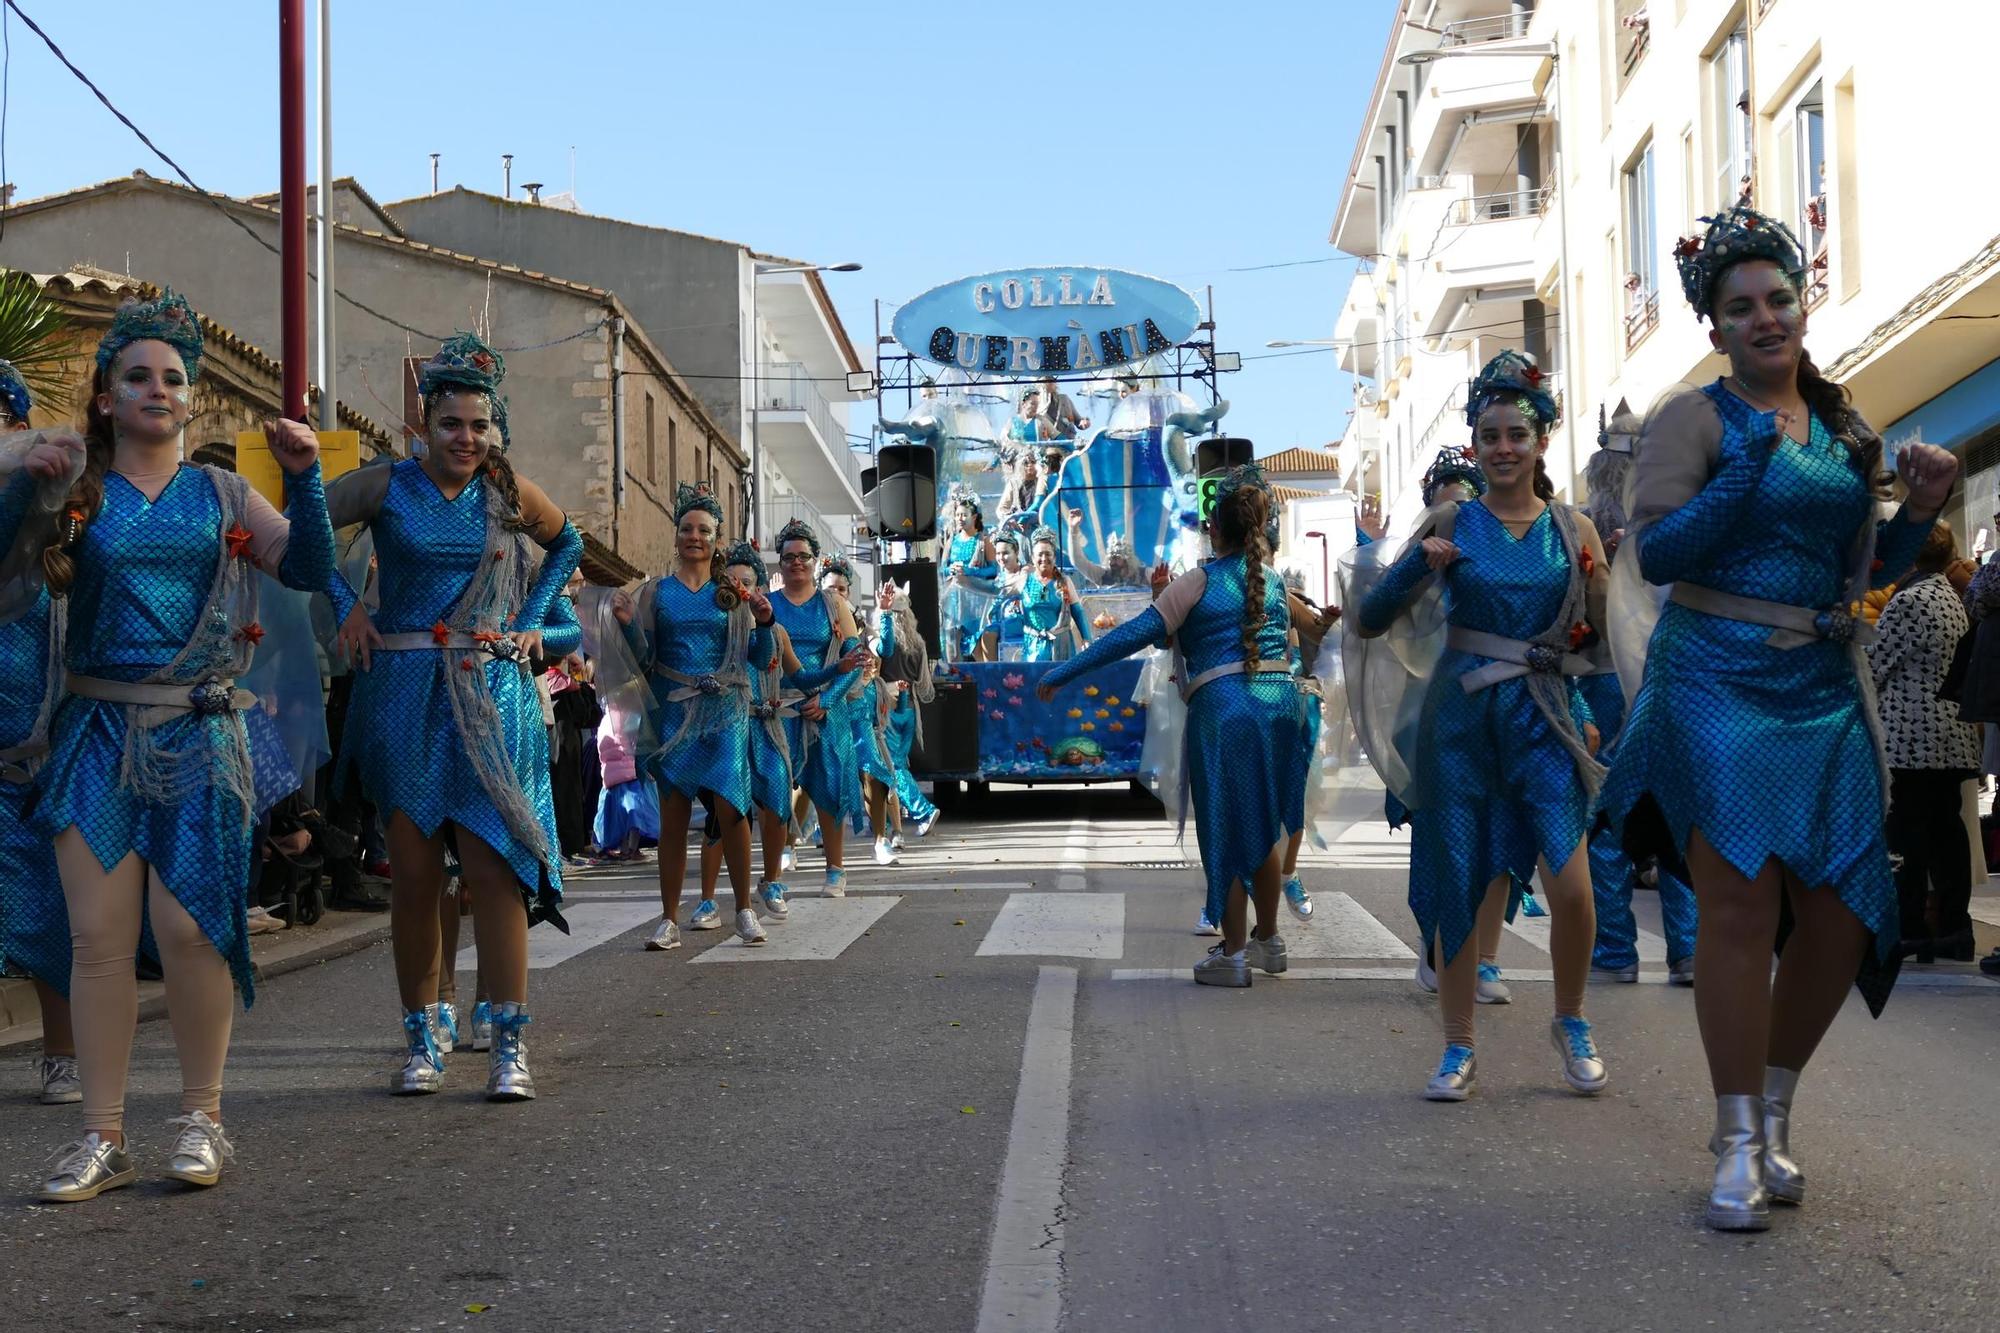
[235,429,364,508]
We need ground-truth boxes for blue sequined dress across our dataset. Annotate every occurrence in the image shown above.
[636,576,771,819]
[771,589,864,821]
[0,589,66,992]
[1020,574,1089,663]
[1598,384,1929,1011]
[1580,668,1698,969]
[1044,554,1306,919]
[23,464,336,1000]
[327,459,580,919]
[1359,502,1597,965]
[942,532,992,658]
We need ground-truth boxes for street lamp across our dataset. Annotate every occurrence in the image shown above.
[1396,40,1574,492]
[1304,530,1331,606]
[748,259,864,544]
[1265,339,1346,349]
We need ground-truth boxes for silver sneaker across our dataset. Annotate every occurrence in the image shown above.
[429,1001,458,1055]
[758,880,790,918]
[1475,963,1512,1005]
[39,1133,135,1203]
[1247,932,1288,976]
[735,908,767,945]
[392,1009,445,1095]
[38,1055,82,1105]
[1415,950,1437,993]
[873,837,899,866]
[823,868,847,898]
[1193,944,1251,988]
[688,899,723,930]
[1425,1044,1477,1101]
[486,1002,535,1102]
[164,1110,234,1188]
[1550,1016,1609,1094]
[1592,963,1640,984]
[645,917,682,951]
[470,1000,494,1052]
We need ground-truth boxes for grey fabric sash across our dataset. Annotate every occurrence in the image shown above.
[1669,582,1876,648]
[652,663,751,705]
[377,630,531,664]
[0,739,47,784]
[1177,659,1295,704]
[1447,626,1596,694]
[65,673,255,729]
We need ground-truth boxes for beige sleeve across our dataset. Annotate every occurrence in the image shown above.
[1150,567,1209,636]
[240,485,292,571]
[1572,510,1611,637]
[1627,387,1724,531]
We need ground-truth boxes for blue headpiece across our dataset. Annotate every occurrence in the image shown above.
[1421,445,1487,505]
[673,479,725,525]
[0,359,29,424]
[775,517,821,558]
[721,540,767,584]
[819,552,856,585]
[992,527,1022,551]
[1212,462,1272,511]
[1674,204,1805,320]
[1028,524,1060,551]
[1465,350,1558,433]
[96,289,205,382]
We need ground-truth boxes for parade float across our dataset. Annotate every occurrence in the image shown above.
[872,265,1242,800]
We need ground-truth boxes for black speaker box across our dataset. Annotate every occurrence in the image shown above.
[877,444,939,541]
[882,559,941,658]
[911,677,980,775]
[1195,437,1256,476]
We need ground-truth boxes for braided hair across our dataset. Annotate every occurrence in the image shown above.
[1212,481,1274,672]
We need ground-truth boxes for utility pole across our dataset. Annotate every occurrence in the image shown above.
[314,0,336,430]
[280,0,308,420]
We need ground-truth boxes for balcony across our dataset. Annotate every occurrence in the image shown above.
[1438,12,1534,46]
[1624,289,1660,351]
[1334,260,1381,378]
[755,360,865,515]
[1408,30,1553,180]
[1419,185,1552,346]
[1446,184,1550,225]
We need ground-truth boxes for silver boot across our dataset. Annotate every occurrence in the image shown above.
[1763,1066,1805,1205]
[1707,1093,1771,1232]
[486,1002,536,1102]
[392,1009,445,1095]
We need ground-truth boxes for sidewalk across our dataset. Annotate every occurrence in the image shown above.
[0,907,392,1051]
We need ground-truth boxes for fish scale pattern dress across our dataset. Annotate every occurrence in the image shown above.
[1020,573,1088,663]
[771,590,864,821]
[1044,553,1306,920]
[0,588,66,991]
[642,576,770,819]
[331,459,576,916]
[1359,501,1597,966]
[1598,384,1930,1006]
[27,464,336,999]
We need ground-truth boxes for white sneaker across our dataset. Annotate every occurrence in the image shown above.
[645,918,682,951]
[873,837,900,866]
[781,848,796,874]
[1415,950,1438,993]
[735,909,767,945]
[37,1055,81,1105]
[823,868,847,897]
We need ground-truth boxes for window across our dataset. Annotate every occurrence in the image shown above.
[1707,22,1752,209]
[1790,80,1829,307]
[1614,0,1651,90]
[1622,140,1660,349]
[668,417,679,490]
[644,393,657,484]
[1680,126,1696,228]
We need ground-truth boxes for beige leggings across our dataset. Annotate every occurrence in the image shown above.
[1439,842,1594,1047]
[56,830,234,1138]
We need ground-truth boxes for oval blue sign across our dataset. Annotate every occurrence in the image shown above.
[891,266,1202,374]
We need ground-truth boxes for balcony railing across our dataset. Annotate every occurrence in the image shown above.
[759,359,846,447]
[1445,184,1552,226]
[1438,11,1535,46]
[1624,289,1660,350]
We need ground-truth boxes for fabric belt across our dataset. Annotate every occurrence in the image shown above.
[1178,660,1294,703]
[651,665,747,704]
[377,630,530,664]
[1446,627,1595,694]
[1669,582,1875,649]
[0,739,46,784]
[66,673,255,728]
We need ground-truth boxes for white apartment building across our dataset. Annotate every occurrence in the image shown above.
[1332,0,2000,546]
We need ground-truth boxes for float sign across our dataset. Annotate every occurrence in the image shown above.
[892,267,1201,375]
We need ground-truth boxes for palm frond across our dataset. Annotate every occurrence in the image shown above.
[0,270,78,415]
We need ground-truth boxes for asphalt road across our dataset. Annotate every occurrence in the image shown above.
[3,782,1996,1333]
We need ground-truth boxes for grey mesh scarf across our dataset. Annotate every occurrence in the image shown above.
[1520,502,1607,800]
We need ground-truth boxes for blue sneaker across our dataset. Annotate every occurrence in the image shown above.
[1425,1044,1476,1101]
[1282,876,1314,921]
[1550,1015,1609,1094]
[1475,962,1512,1005]
[688,899,722,930]
[1194,911,1222,937]
[1521,892,1548,919]
[823,868,846,898]
[759,880,790,918]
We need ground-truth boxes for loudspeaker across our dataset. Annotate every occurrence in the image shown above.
[883,559,941,658]
[1195,437,1256,476]
[911,677,980,775]
[859,465,881,539]
[877,444,938,541]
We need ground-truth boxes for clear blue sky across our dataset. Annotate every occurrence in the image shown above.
[0,0,1386,453]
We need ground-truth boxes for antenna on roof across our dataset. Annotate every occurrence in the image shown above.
[429,153,440,194]
[569,146,576,197]
[523,183,544,205]
[502,154,514,199]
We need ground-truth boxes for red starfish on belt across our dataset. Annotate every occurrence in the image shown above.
[224,524,255,560]
[235,621,265,646]
[471,630,504,644]
[431,620,452,645]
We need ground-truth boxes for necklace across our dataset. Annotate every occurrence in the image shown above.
[1729,376,1809,442]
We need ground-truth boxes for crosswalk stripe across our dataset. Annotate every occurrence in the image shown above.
[692,896,901,963]
[1288,892,1416,959]
[1969,901,2000,929]
[1505,913,1668,963]
[860,881,1039,893]
[457,899,661,972]
[978,893,1126,959]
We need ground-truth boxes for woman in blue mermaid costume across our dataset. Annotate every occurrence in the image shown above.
[1597,207,1958,1232]
[325,333,583,1103]
[769,520,866,894]
[1038,467,1307,987]
[610,487,775,950]
[18,293,336,1201]
[874,580,939,846]
[1021,526,1090,663]
[940,497,995,661]
[821,555,899,864]
[1356,352,1613,1104]
[0,360,79,1109]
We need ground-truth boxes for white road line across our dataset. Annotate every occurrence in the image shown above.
[691,896,900,963]
[1057,816,1090,891]
[457,899,661,971]
[1105,966,2000,991]
[1505,912,1668,963]
[1287,892,1417,959]
[856,881,1039,893]
[978,893,1125,959]
[975,965,1076,1333]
